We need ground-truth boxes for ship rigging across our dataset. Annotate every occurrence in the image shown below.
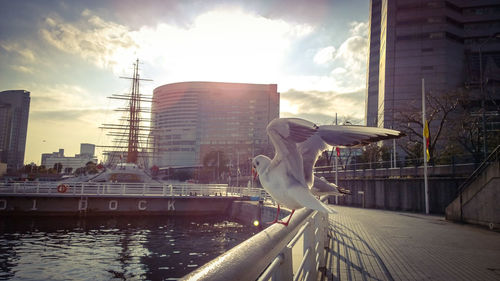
[99,59,154,168]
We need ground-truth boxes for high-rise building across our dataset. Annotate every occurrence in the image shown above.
[78,143,95,158]
[152,82,279,170]
[366,0,500,129]
[0,90,30,172]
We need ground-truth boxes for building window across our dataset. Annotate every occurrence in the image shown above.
[429,32,444,39]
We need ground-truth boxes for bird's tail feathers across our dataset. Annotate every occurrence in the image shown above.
[292,187,337,214]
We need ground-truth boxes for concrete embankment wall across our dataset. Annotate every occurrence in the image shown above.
[0,196,235,216]
[229,201,290,225]
[445,161,500,229]
[0,194,288,226]
[331,178,464,214]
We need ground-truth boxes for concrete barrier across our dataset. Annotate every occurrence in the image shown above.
[0,196,236,216]
[446,161,500,229]
[330,178,464,214]
[229,201,291,225]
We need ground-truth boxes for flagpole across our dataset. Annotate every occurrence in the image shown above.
[422,78,429,214]
[335,113,338,205]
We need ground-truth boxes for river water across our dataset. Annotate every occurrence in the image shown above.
[0,215,258,280]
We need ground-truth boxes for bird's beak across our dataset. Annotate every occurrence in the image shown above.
[252,167,258,180]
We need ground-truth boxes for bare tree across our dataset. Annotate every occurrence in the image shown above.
[395,88,465,163]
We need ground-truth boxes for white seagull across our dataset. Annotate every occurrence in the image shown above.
[252,118,404,226]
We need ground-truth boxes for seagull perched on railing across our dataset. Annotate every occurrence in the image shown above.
[252,117,404,226]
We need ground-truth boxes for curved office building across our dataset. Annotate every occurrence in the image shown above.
[151,82,279,168]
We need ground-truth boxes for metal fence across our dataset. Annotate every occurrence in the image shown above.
[315,162,476,179]
[182,203,329,281]
[0,181,265,198]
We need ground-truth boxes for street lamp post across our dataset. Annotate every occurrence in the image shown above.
[478,32,500,160]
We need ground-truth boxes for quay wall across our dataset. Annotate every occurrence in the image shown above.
[229,201,290,225]
[0,195,235,216]
[0,192,287,226]
[330,178,464,214]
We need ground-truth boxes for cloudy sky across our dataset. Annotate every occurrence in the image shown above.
[0,0,369,164]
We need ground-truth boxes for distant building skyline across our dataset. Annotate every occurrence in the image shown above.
[41,143,97,173]
[151,82,279,171]
[0,90,30,172]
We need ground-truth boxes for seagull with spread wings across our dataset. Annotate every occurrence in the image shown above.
[252,118,404,226]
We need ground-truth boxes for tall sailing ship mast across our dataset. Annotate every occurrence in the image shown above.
[100,59,153,167]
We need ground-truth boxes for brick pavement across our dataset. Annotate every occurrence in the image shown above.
[323,206,500,281]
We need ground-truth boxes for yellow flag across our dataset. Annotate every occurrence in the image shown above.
[423,121,430,160]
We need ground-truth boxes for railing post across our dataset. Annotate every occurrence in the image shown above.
[302,218,315,280]
[169,184,173,196]
[122,184,125,195]
[163,184,166,196]
[275,248,293,281]
[316,213,327,272]
[142,183,146,196]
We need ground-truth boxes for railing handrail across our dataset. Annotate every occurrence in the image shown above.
[181,203,328,281]
[315,161,477,171]
[458,145,500,193]
[0,181,265,198]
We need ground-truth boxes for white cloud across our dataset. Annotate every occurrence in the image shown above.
[11,65,34,73]
[0,42,36,62]
[280,89,365,125]
[40,9,314,81]
[29,83,109,115]
[349,21,369,37]
[40,14,138,72]
[132,9,314,83]
[331,67,347,75]
[334,36,367,72]
[313,46,336,65]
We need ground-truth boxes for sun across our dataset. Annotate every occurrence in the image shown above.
[132,9,312,84]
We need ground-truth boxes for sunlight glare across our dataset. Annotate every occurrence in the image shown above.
[131,9,313,83]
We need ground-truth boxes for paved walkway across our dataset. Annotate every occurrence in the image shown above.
[324,206,500,281]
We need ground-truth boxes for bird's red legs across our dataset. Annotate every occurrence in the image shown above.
[267,205,296,226]
[277,209,295,226]
[267,204,281,224]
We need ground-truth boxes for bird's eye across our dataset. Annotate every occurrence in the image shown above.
[256,161,259,165]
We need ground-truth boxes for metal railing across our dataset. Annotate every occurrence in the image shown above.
[458,145,500,221]
[314,162,476,179]
[457,145,500,194]
[0,181,265,198]
[182,202,329,281]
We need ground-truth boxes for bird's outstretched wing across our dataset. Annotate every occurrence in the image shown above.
[267,118,404,188]
[317,125,404,147]
[297,123,404,187]
[297,134,329,188]
[266,118,318,186]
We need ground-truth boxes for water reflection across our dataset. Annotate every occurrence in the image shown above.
[0,216,257,280]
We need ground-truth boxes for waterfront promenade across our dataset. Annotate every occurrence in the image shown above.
[325,205,500,281]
